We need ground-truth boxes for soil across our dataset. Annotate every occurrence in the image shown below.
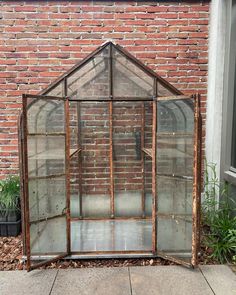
[0,234,220,271]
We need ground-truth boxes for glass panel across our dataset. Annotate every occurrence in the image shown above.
[71,220,152,252]
[67,47,109,100]
[30,216,66,254]
[79,101,110,218]
[156,98,194,261]
[113,101,143,217]
[29,177,66,223]
[157,217,192,252]
[26,96,67,257]
[158,177,193,215]
[158,100,194,133]
[157,136,194,176]
[68,101,81,218]
[28,135,65,178]
[27,98,65,134]
[45,81,64,97]
[111,101,152,251]
[157,81,177,97]
[143,102,153,217]
[112,47,154,97]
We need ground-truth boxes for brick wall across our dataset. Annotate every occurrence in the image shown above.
[0,0,209,179]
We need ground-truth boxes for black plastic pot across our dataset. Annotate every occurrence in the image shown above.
[0,209,21,237]
[0,210,8,236]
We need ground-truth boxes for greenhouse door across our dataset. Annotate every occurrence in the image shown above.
[155,95,201,267]
[22,94,71,271]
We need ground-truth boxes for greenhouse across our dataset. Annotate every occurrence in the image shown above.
[19,41,202,271]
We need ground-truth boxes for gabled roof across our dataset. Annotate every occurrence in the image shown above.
[40,41,182,99]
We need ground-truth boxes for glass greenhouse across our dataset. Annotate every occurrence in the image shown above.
[19,42,202,271]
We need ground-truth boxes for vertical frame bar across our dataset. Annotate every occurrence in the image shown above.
[18,114,26,256]
[109,43,115,218]
[77,102,83,218]
[141,102,145,217]
[22,94,31,271]
[109,101,114,218]
[152,100,157,253]
[191,93,200,266]
[109,43,113,99]
[65,98,71,253]
[65,98,71,254]
[197,93,202,259]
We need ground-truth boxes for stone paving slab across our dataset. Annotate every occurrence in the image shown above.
[200,265,236,295]
[0,269,57,295]
[0,265,235,295]
[51,267,131,295]
[129,265,214,295]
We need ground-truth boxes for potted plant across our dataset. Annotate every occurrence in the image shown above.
[0,175,21,236]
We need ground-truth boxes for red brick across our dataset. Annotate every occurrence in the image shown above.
[0,1,209,180]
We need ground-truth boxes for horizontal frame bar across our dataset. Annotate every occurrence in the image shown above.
[28,133,66,136]
[69,97,155,102]
[70,216,152,221]
[156,173,193,181]
[157,95,191,101]
[23,94,66,101]
[24,251,192,261]
[28,173,66,180]
[29,213,66,225]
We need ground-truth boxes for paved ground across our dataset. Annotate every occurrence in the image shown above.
[0,265,235,295]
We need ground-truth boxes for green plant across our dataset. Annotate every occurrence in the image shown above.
[0,176,20,211]
[202,162,236,263]
[233,255,236,264]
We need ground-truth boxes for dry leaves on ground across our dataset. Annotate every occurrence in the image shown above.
[0,235,219,271]
[0,235,24,270]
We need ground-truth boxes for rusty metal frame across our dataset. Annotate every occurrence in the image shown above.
[191,93,198,267]
[76,102,83,219]
[21,94,71,271]
[19,42,202,269]
[191,93,202,267]
[65,98,71,254]
[197,94,203,256]
[141,102,145,218]
[152,99,157,254]
[18,112,26,256]
[109,43,115,218]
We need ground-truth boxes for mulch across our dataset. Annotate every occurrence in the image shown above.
[0,235,23,270]
[0,234,217,271]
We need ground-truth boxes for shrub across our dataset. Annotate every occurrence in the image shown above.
[0,175,20,211]
[202,163,236,263]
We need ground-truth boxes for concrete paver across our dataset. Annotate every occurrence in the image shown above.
[200,265,236,295]
[0,265,235,295]
[129,265,214,295]
[0,269,58,295]
[51,267,131,295]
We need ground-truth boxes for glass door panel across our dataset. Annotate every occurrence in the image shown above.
[156,97,197,266]
[22,94,70,271]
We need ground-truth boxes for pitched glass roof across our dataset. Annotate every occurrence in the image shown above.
[41,41,182,99]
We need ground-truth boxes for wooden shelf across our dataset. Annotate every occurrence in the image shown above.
[142,148,153,158]
[69,148,81,158]
[29,148,81,160]
[142,147,192,159]
[158,148,192,159]
[157,132,193,138]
